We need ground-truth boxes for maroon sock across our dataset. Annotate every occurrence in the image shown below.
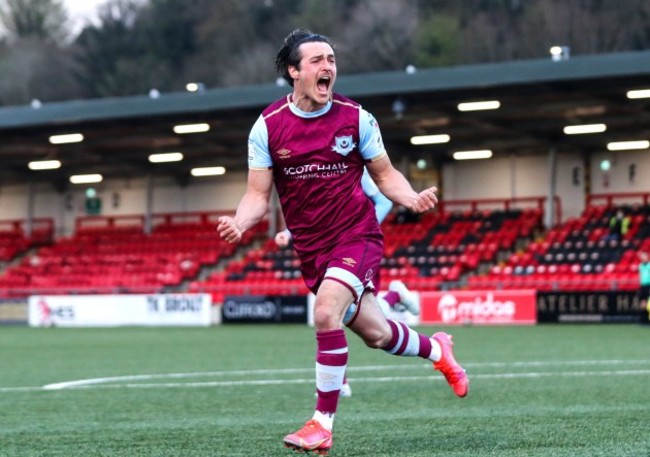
[382,291,400,308]
[315,329,348,414]
[384,320,433,359]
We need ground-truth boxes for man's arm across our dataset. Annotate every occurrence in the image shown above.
[218,169,273,244]
[366,155,438,213]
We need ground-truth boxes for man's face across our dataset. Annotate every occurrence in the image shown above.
[290,41,336,109]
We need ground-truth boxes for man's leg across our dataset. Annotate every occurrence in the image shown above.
[349,292,469,398]
[284,280,352,454]
[388,280,421,315]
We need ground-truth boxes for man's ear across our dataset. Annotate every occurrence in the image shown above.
[288,65,299,81]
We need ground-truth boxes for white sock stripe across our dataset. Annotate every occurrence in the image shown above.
[315,362,347,392]
[321,348,349,355]
[386,320,404,354]
[403,325,421,356]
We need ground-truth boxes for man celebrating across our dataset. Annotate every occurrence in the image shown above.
[218,29,468,455]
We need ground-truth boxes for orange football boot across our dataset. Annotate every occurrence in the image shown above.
[432,332,469,397]
[283,419,333,455]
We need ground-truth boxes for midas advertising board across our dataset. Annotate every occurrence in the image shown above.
[420,290,537,325]
[28,294,212,327]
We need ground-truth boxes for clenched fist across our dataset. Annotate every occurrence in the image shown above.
[218,216,243,244]
[408,187,438,213]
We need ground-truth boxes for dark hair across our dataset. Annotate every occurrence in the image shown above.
[275,28,333,87]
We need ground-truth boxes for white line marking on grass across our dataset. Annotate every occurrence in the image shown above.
[43,369,650,390]
[40,359,650,391]
[4,366,650,394]
[0,359,641,393]
[0,386,44,393]
[33,360,650,392]
[41,367,316,390]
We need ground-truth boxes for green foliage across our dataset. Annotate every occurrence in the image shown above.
[414,15,459,68]
[0,324,648,456]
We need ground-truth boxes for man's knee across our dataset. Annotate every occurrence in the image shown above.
[313,305,340,329]
[313,296,349,329]
[358,327,391,349]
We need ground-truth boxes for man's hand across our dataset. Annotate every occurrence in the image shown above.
[408,187,438,213]
[275,230,292,248]
[218,216,243,244]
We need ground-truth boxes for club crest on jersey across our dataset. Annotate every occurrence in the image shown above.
[332,135,356,156]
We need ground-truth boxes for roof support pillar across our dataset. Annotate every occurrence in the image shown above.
[545,147,557,228]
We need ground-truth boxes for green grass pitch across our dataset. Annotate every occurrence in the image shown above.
[0,324,648,456]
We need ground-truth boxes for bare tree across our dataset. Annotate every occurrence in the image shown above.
[337,0,419,72]
[459,0,650,62]
[0,0,69,43]
[0,0,80,105]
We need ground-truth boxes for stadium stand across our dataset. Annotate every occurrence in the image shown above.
[0,212,267,297]
[0,219,53,263]
[188,198,547,301]
[187,238,310,305]
[469,196,650,292]
[2,194,650,302]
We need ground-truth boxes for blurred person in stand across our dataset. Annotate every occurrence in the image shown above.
[606,209,631,241]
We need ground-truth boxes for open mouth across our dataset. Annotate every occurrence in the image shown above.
[317,76,331,94]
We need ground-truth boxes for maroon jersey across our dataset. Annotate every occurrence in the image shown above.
[262,94,383,261]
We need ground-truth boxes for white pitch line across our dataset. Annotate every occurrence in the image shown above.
[0,359,646,393]
[0,386,44,393]
[38,369,650,391]
[41,367,321,390]
[40,359,650,391]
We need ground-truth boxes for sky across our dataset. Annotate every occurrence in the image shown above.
[64,0,105,21]
[63,0,107,34]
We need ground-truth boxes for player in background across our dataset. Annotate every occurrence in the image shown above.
[218,28,468,455]
[638,250,650,325]
[275,168,421,397]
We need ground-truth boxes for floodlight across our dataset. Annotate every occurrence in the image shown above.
[563,124,606,135]
[173,123,210,134]
[453,150,493,160]
[457,100,500,112]
[28,160,61,170]
[410,134,450,145]
[70,174,103,184]
[149,152,183,163]
[191,166,226,176]
[49,133,83,144]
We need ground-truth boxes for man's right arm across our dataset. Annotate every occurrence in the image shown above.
[218,169,273,244]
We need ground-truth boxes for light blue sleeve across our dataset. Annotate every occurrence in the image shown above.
[248,115,273,169]
[358,109,386,161]
[361,168,393,224]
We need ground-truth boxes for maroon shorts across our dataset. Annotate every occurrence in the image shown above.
[300,235,383,303]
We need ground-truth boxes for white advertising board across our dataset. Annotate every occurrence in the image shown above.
[28,294,212,327]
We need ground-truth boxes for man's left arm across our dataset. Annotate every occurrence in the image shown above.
[366,155,438,214]
[358,108,437,214]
